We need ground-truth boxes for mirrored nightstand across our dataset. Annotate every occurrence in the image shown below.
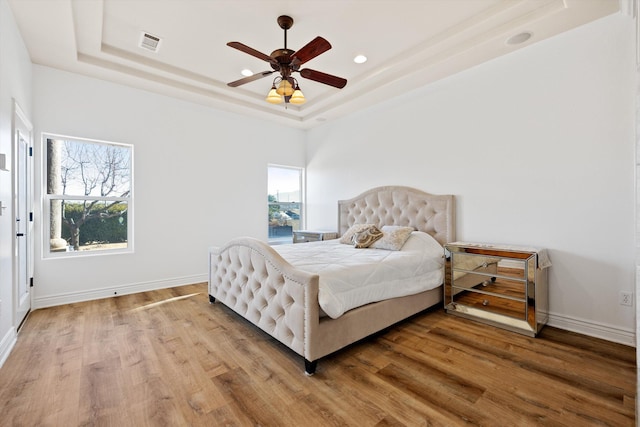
[444,242,550,337]
[293,230,338,244]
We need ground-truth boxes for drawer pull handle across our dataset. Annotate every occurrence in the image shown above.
[482,262,488,268]
[482,299,489,306]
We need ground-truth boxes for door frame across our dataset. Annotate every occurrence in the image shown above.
[12,100,33,330]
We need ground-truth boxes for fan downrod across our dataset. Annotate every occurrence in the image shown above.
[272,15,295,68]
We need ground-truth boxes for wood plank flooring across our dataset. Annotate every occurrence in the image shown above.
[0,283,635,426]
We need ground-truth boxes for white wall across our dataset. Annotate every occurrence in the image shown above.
[307,13,637,345]
[32,66,305,307]
[0,0,33,364]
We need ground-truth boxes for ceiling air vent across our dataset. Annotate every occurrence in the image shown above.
[139,32,161,52]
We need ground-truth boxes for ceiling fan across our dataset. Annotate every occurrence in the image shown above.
[226,15,347,104]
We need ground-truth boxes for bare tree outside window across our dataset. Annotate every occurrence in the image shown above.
[45,136,132,255]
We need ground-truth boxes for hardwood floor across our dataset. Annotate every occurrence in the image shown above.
[0,283,635,426]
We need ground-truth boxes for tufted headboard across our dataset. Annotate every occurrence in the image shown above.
[337,186,455,246]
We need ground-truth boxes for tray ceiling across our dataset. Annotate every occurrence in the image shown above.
[8,0,621,128]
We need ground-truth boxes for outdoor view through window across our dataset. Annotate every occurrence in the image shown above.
[268,165,302,244]
[45,136,132,255]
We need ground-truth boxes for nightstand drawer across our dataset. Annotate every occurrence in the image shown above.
[451,252,526,280]
[450,270,526,300]
[452,291,528,321]
[450,275,530,320]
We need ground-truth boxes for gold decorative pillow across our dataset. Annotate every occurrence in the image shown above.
[339,223,377,244]
[352,226,383,248]
[370,225,415,250]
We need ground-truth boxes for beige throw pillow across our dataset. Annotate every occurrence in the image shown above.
[370,225,415,250]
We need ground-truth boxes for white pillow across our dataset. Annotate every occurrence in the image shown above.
[401,231,444,253]
[370,225,415,250]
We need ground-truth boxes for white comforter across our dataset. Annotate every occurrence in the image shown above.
[274,231,444,319]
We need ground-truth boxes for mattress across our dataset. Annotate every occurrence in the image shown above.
[274,231,444,319]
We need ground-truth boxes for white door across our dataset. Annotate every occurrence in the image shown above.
[14,103,33,330]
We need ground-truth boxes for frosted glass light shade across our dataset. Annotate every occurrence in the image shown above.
[266,88,283,104]
[289,89,306,105]
[276,79,294,96]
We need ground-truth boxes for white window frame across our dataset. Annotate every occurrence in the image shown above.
[42,133,134,258]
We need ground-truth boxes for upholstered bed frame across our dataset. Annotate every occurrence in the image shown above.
[208,186,455,375]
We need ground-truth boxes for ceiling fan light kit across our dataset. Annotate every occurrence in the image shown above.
[226,15,347,106]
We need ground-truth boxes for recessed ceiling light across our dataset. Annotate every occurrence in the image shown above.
[353,55,367,64]
[506,32,532,45]
[241,69,253,77]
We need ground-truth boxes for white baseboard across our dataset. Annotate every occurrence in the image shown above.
[32,274,208,309]
[548,311,636,347]
[28,276,637,347]
[0,327,17,369]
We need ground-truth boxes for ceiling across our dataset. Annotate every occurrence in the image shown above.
[8,0,622,129]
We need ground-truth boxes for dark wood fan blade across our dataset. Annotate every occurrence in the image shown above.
[227,71,274,87]
[299,68,347,89]
[291,37,331,66]
[227,42,273,62]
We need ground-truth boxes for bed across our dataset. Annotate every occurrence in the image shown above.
[208,186,455,375]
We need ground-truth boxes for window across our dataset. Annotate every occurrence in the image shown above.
[268,165,303,244]
[44,134,133,256]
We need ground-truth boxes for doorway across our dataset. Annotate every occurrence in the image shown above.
[13,101,33,330]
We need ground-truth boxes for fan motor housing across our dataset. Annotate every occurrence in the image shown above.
[270,49,297,73]
[271,48,295,62]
